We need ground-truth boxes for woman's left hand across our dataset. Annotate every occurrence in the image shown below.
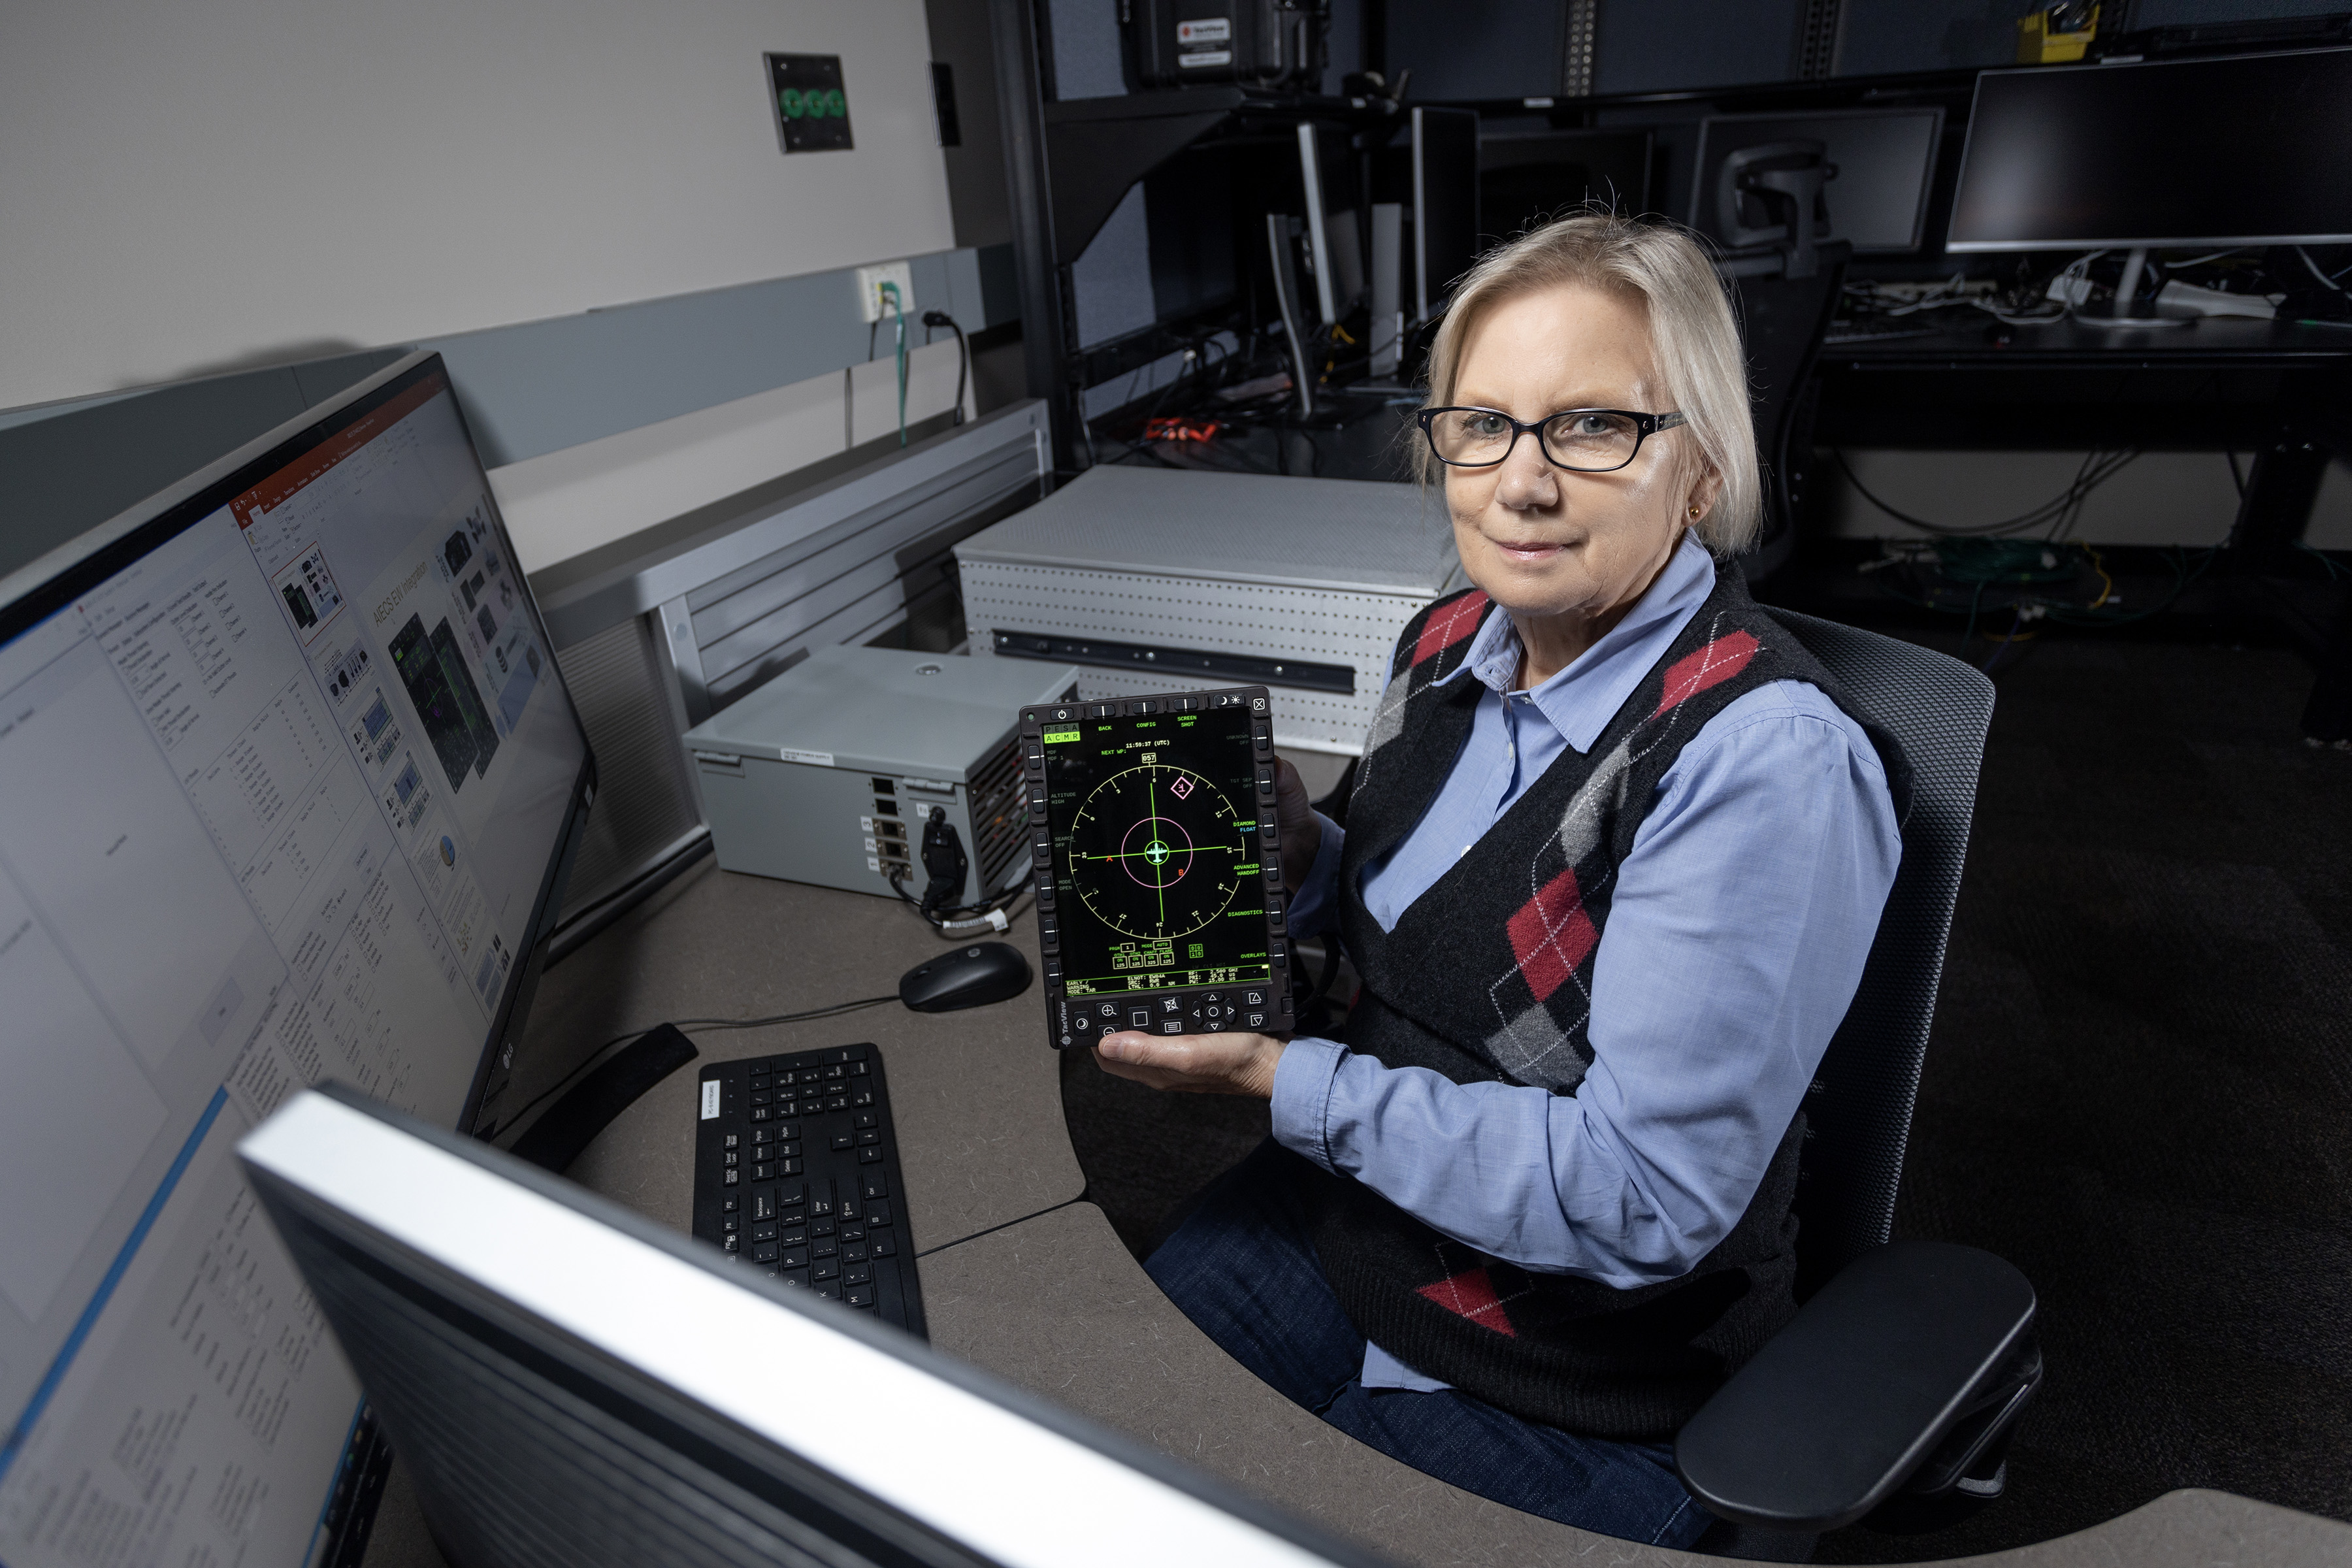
[1094,1030,1285,1100]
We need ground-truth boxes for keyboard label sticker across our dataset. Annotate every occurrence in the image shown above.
[700,1079,721,1120]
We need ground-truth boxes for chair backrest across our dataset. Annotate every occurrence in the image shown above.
[1763,606,1995,1301]
[1720,240,1851,581]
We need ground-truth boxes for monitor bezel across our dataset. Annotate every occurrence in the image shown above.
[239,1085,1397,1568]
[1944,47,2352,253]
[0,348,598,1139]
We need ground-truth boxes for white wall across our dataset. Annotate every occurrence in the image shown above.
[0,0,954,411]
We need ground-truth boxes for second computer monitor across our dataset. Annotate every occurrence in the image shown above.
[1477,127,1654,244]
[1946,46,2352,250]
[1690,107,1944,254]
[1412,107,1481,321]
[1296,122,1366,326]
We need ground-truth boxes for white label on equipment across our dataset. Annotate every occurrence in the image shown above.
[1177,18,1231,42]
[1179,48,1233,66]
[777,747,834,766]
[700,1080,721,1120]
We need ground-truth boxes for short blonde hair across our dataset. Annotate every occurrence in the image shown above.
[1418,213,1761,557]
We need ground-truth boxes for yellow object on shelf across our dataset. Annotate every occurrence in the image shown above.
[2018,5,2099,65]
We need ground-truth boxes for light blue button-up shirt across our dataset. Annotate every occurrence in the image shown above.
[1276,535,1901,1393]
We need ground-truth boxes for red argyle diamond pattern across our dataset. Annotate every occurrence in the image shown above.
[1416,1267,1518,1336]
[1505,867,1599,1003]
[1413,591,1490,666]
[1651,629,1761,719]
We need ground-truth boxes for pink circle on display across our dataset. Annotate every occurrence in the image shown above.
[1119,815,1192,888]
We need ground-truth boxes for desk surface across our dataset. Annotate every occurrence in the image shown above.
[502,859,1084,1254]
[362,861,2352,1568]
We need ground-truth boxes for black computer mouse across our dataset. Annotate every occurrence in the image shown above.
[898,942,1033,1013]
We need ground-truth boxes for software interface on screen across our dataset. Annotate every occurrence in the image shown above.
[0,367,585,1568]
[1041,703,1273,998]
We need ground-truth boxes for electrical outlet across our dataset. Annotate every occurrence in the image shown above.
[856,261,915,324]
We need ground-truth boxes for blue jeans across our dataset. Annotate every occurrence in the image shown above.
[1145,1140,1711,1550]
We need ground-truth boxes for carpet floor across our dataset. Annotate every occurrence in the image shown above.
[1056,627,2352,1561]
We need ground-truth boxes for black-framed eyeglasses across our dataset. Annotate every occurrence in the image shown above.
[1415,406,1687,473]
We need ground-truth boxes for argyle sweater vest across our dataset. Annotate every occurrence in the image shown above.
[1308,563,1909,1441]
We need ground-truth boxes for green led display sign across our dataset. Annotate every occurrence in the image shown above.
[766,54,853,154]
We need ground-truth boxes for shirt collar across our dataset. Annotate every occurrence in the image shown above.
[1437,532,1718,753]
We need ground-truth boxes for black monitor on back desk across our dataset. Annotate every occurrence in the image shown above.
[1947,48,2352,327]
[1478,127,1652,241]
[1690,108,1943,257]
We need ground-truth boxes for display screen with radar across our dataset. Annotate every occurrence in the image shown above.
[1019,687,1295,1050]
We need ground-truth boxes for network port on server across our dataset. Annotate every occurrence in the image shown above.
[862,777,911,879]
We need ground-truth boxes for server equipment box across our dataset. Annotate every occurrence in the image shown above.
[955,466,1459,757]
[685,645,1079,905]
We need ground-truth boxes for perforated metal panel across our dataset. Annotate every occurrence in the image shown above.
[960,563,1426,753]
[955,468,1460,756]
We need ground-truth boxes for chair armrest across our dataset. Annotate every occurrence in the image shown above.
[1673,1239,2036,1533]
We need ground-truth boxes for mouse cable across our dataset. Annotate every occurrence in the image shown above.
[494,995,900,1138]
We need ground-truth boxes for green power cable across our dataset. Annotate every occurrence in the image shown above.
[877,280,909,447]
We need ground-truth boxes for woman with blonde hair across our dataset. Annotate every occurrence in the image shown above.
[1096,214,1905,1546]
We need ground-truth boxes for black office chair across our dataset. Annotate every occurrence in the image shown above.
[1678,608,2040,1560]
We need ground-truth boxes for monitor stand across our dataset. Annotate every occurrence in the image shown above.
[506,1023,698,1172]
[2080,246,2196,330]
[1265,214,1319,417]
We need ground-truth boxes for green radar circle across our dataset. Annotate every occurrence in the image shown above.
[1068,762,1247,940]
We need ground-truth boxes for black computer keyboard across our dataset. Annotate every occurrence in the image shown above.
[690,1043,926,1338]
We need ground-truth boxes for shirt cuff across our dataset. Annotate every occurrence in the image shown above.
[1283,812,1345,938]
[1269,1034,1347,1172]
[1359,1338,1454,1394]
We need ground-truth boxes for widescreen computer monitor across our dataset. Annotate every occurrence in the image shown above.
[238,1086,1379,1568]
[0,351,595,1568]
[1412,107,1482,321]
[1689,108,1944,255]
[1948,47,2352,325]
[1947,47,2352,253]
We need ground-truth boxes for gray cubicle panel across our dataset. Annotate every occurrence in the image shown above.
[525,402,1052,929]
[342,862,2352,1568]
